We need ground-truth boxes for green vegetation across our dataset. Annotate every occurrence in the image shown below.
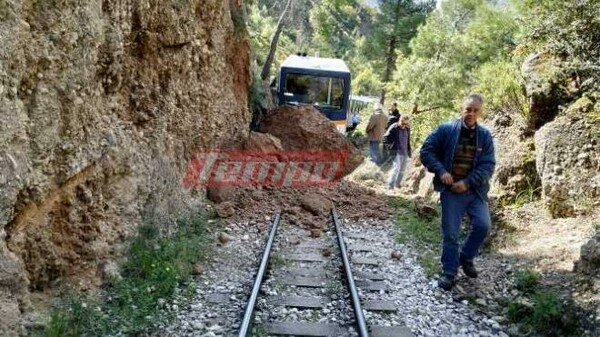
[248,0,599,143]
[514,268,541,292]
[248,0,434,104]
[269,253,291,268]
[511,178,542,208]
[244,1,598,335]
[253,325,269,337]
[507,291,579,336]
[394,200,439,247]
[504,268,580,336]
[41,212,212,337]
[247,2,296,75]
[346,129,365,146]
[391,198,442,277]
[388,0,523,143]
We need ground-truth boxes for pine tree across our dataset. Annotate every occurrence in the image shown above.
[369,0,434,103]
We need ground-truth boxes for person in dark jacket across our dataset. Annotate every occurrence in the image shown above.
[383,103,401,161]
[386,102,401,129]
[419,94,496,291]
[383,115,412,189]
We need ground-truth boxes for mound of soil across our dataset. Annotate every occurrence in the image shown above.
[257,105,363,176]
[215,180,391,229]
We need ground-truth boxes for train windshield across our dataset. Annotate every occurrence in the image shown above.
[282,73,345,109]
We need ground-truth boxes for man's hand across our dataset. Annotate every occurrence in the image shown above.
[440,172,454,185]
[451,180,468,193]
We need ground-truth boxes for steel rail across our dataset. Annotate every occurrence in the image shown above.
[238,210,282,337]
[332,207,369,337]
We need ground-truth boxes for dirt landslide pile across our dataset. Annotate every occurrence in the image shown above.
[208,106,390,230]
[211,182,391,231]
[258,106,364,176]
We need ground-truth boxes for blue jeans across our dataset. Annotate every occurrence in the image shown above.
[387,153,409,188]
[369,141,381,164]
[440,190,491,277]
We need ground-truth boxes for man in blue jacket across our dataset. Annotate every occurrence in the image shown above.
[419,94,496,291]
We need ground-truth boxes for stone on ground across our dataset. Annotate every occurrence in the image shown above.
[300,193,333,216]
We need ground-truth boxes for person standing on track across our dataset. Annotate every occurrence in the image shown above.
[419,94,496,291]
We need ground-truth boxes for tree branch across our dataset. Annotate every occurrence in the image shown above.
[261,0,293,81]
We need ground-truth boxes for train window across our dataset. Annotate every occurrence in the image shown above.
[283,73,345,109]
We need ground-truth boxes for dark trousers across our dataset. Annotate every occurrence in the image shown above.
[440,190,491,277]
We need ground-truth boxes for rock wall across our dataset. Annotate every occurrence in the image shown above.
[535,97,600,218]
[488,110,539,203]
[521,51,571,131]
[0,0,250,334]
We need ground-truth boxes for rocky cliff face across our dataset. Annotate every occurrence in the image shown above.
[535,96,600,218]
[0,0,250,334]
[492,51,600,217]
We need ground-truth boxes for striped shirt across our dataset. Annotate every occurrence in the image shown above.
[451,126,476,181]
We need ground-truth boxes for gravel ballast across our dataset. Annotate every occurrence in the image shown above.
[153,215,509,337]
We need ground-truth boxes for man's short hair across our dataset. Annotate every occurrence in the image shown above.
[465,93,484,105]
[400,115,410,121]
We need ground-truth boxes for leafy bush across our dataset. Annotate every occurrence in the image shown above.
[473,61,528,118]
[530,291,564,333]
[507,290,580,336]
[507,299,533,323]
[514,268,541,292]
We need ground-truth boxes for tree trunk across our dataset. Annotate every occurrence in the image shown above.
[380,36,397,105]
[261,0,293,81]
[379,0,403,105]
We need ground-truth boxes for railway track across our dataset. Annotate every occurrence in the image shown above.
[237,208,413,337]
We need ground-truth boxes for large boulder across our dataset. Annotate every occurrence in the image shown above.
[243,131,283,152]
[206,132,283,203]
[258,106,363,176]
[521,51,571,130]
[405,155,434,199]
[534,97,600,217]
[300,193,334,216]
[488,111,540,203]
[575,231,600,276]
